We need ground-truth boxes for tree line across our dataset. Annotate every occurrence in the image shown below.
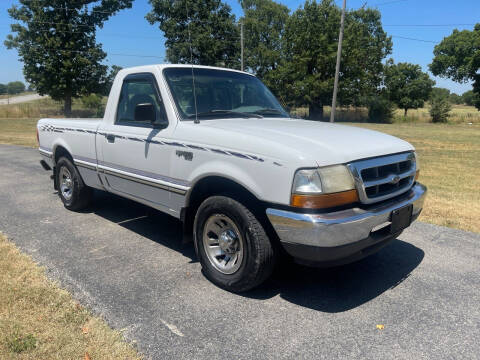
[0,81,26,95]
[4,0,480,120]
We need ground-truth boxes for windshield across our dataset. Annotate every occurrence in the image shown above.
[163,67,289,120]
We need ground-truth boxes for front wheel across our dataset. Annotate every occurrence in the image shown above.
[194,196,276,292]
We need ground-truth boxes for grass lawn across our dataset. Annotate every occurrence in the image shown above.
[0,117,478,233]
[0,118,38,148]
[0,233,140,359]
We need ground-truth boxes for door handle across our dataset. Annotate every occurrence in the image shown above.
[106,134,115,143]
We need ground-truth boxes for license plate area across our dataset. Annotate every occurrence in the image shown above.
[390,204,413,234]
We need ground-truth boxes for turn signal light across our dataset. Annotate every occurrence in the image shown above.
[415,169,420,181]
[291,189,359,209]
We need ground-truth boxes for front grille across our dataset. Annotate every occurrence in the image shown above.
[348,152,416,204]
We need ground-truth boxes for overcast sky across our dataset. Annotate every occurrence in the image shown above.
[0,0,478,94]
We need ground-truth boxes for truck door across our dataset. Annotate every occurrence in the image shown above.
[97,72,186,218]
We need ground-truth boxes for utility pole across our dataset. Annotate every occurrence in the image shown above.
[240,22,244,71]
[330,0,346,123]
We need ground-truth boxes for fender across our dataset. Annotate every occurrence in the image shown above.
[52,137,74,164]
[185,159,264,206]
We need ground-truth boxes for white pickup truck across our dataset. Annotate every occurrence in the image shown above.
[37,64,426,292]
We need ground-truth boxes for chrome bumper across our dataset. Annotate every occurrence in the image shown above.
[266,183,427,263]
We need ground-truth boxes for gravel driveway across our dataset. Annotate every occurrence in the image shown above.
[0,144,479,359]
[0,93,46,105]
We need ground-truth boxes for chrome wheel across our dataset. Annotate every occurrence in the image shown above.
[202,214,244,274]
[59,166,73,201]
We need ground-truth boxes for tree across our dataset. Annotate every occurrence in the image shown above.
[430,87,450,100]
[367,95,395,123]
[0,84,7,95]
[384,61,434,116]
[240,0,290,80]
[462,90,480,107]
[146,0,239,68]
[449,93,463,105]
[430,24,480,110]
[102,65,123,96]
[5,0,133,116]
[7,81,26,94]
[430,95,452,123]
[272,0,392,120]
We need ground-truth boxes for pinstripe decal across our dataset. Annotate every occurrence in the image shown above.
[72,155,190,194]
[97,160,190,187]
[39,124,266,163]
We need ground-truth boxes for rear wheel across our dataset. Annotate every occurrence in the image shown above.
[194,196,276,292]
[56,157,92,211]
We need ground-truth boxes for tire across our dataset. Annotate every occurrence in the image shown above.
[56,156,92,211]
[194,196,276,292]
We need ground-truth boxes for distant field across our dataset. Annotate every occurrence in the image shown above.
[293,104,480,125]
[0,96,105,119]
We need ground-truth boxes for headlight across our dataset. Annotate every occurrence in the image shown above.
[291,169,323,194]
[291,165,358,209]
[292,165,355,194]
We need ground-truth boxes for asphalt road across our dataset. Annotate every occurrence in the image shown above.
[1,144,479,359]
[0,93,45,105]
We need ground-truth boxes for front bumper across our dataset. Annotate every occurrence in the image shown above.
[266,183,427,266]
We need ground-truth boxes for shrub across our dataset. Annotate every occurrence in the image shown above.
[81,93,102,110]
[367,97,395,123]
[430,96,452,123]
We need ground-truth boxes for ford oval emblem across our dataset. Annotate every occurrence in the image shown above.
[389,175,401,185]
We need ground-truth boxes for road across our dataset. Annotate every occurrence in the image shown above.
[0,93,45,105]
[0,144,479,359]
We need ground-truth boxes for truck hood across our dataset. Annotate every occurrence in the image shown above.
[198,118,414,166]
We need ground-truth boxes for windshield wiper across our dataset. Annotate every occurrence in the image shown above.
[252,108,287,117]
[187,110,262,119]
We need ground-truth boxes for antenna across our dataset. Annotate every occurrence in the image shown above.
[185,0,199,124]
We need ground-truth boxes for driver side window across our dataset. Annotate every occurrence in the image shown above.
[115,74,167,127]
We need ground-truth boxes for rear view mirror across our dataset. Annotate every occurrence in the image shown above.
[134,103,156,123]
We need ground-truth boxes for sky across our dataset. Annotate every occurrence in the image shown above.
[0,0,478,95]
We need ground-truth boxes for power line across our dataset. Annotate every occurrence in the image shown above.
[22,20,96,28]
[372,0,408,6]
[391,35,438,43]
[24,46,165,60]
[385,23,476,27]
[3,26,163,40]
[14,2,123,15]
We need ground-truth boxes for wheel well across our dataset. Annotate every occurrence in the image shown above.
[182,176,264,239]
[54,145,73,164]
[52,146,74,190]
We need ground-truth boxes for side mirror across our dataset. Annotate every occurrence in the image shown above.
[134,103,156,123]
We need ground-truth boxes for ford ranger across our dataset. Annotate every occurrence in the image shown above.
[37,64,427,292]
